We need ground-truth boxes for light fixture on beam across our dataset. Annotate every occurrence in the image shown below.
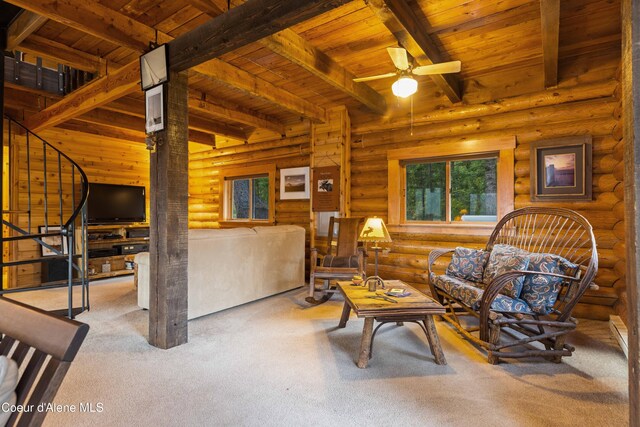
[391,76,418,98]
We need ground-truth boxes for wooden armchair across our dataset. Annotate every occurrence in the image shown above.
[306,217,366,305]
[428,207,598,364]
[0,298,89,426]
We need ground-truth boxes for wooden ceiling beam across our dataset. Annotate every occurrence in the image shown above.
[188,0,225,16]
[18,35,106,74]
[188,91,285,136]
[540,0,560,88]
[23,59,141,133]
[168,0,352,72]
[187,115,248,141]
[57,120,146,144]
[101,97,145,118]
[366,0,462,103]
[10,0,330,129]
[5,0,167,52]
[6,10,48,51]
[259,30,387,115]
[193,59,326,123]
[59,119,218,147]
[102,93,268,138]
[75,109,222,146]
[76,109,144,132]
[191,0,386,115]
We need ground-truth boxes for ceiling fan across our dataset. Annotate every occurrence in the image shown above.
[353,47,461,98]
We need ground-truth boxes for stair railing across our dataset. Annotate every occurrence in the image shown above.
[1,114,90,318]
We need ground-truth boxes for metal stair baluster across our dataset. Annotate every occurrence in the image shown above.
[1,115,90,318]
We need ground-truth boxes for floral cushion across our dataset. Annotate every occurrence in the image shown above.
[521,253,579,315]
[446,247,490,282]
[432,274,479,298]
[482,244,530,298]
[432,274,533,314]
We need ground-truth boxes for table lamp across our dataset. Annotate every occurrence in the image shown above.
[358,217,392,291]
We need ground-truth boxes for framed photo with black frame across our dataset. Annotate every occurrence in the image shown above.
[38,225,68,257]
[145,84,164,134]
[139,44,169,91]
[530,135,592,201]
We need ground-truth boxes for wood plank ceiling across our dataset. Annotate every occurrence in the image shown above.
[3,0,621,144]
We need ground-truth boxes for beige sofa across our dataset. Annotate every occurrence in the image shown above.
[135,225,305,319]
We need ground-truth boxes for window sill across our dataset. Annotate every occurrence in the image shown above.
[388,222,496,236]
[218,220,274,229]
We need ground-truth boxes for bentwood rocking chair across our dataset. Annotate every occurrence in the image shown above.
[428,207,598,364]
[306,217,366,305]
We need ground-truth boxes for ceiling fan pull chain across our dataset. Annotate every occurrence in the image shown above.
[410,95,414,136]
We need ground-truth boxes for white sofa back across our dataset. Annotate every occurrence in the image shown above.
[136,225,305,320]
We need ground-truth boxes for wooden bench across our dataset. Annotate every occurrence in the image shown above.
[0,298,89,427]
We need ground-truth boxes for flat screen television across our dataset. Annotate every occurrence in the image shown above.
[87,183,146,224]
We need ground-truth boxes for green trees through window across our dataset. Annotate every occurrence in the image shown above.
[252,177,269,220]
[406,162,446,221]
[231,176,269,220]
[405,157,497,222]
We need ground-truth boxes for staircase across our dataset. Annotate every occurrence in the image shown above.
[1,114,90,318]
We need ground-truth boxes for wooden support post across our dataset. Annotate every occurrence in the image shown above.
[148,70,189,349]
[622,1,640,425]
[310,106,351,249]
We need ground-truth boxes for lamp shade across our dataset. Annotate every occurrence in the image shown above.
[391,76,418,98]
[358,217,392,243]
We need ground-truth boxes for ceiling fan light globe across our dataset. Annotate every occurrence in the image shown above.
[392,76,418,98]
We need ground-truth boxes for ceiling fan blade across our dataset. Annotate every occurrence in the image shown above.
[412,61,462,76]
[387,47,410,70]
[353,72,398,82]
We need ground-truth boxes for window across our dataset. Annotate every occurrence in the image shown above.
[405,157,498,222]
[387,137,515,234]
[219,164,275,225]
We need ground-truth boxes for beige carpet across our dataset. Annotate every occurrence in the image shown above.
[8,279,629,427]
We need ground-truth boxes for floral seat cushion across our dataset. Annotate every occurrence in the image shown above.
[521,253,579,315]
[433,274,533,314]
[482,244,530,298]
[446,247,490,282]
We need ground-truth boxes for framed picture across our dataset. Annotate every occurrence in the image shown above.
[312,166,340,212]
[139,44,169,90]
[38,226,68,257]
[280,167,310,200]
[145,85,164,134]
[530,135,592,201]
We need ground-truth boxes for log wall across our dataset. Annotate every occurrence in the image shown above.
[350,77,623,321]
[186,69,625,320]
[11,126,150,287]
[188,130,312,269]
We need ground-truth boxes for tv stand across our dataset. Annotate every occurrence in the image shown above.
[86,224,150,280]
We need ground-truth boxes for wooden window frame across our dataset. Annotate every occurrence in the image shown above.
[387,137,515,236]
[218,164,276,227]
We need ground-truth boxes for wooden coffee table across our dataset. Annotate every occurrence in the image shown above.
[337,280,447,368]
